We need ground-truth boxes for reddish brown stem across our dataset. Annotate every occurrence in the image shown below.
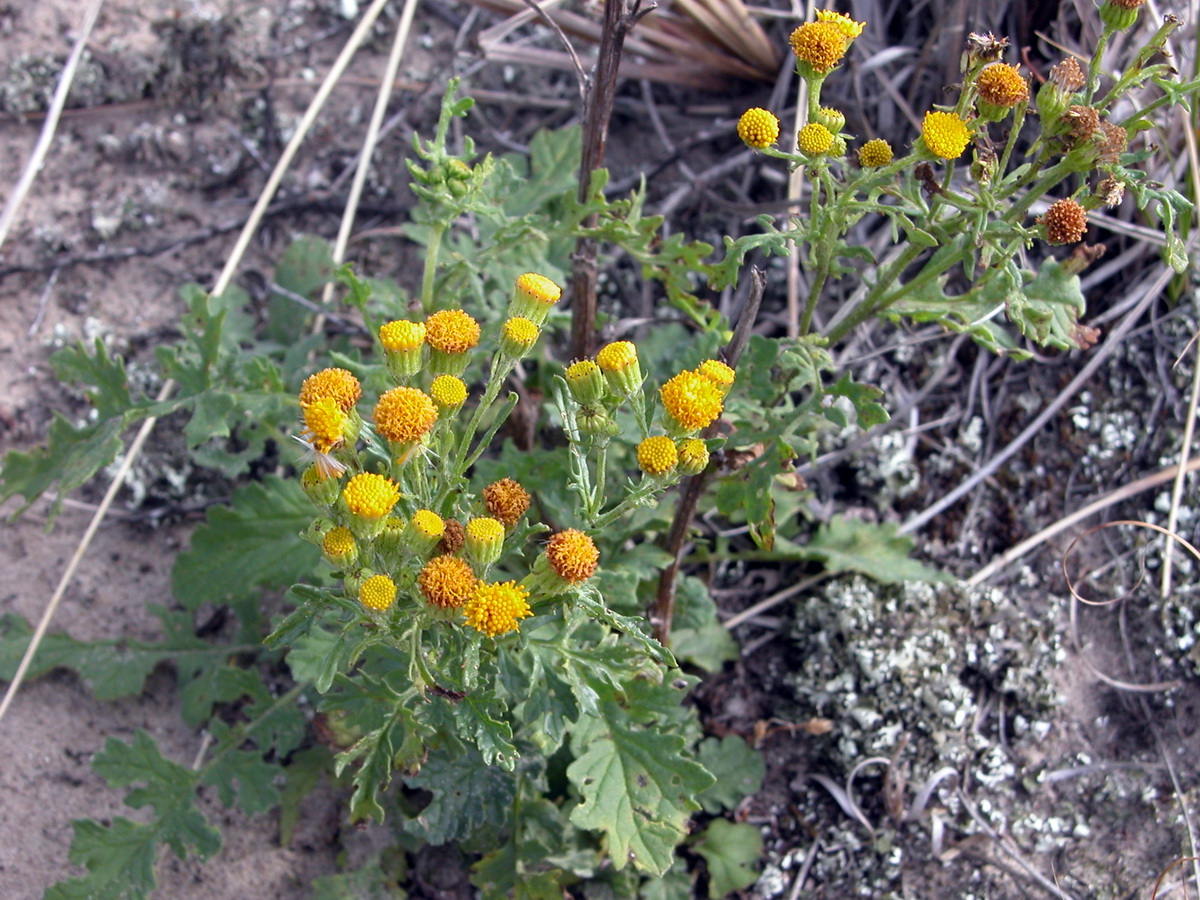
[652,268,765,645]
[570,0,649,360]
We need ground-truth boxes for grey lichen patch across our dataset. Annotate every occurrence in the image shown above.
[790,578,1063,776]
[0,51,109,114]
[1159,582,1200,677]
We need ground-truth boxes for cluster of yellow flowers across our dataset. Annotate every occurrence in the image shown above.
[294,273,602,639]
[730,6,1139,247]
[563,340,734,479]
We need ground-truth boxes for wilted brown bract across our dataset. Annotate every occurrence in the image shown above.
[467,0,781,90]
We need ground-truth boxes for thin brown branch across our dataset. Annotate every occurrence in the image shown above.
[570,0,651,360]
[652,267,765,644]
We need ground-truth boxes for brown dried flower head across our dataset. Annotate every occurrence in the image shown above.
[976,63,1028,108]
[438,517,465,554]
[1063,105,1100,145]
[1040,198,1089,245]
[1049,57,1085,92]
[1097,122,1127,164]
[1098,176,1125,208]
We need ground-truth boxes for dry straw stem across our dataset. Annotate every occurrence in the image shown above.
[0,0,393,728]
[469,0,780,89]
[0,0,105,252]
[968,456,1200,586]
[1061,520,1193,693]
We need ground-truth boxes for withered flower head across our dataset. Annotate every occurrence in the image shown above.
[1049,57,1085,92]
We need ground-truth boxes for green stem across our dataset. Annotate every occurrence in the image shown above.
[1085,30,1114,104]
[419,222,445,312]
[997,103,1027,176]
[200,682,307,773]
[824,242,925,344]
[1007,158,1076,221]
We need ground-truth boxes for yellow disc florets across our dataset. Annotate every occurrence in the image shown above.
[379,319,426,352]
[342,472,400,519]
[596,341,638,372]
[322,526,356,564]
[411,509,445,540]
[976,63,1029,108]
[501,317,540,355]
[660,369,725,433]
[798,123,834,156]
[545,529,599,583]
[299,368,361,411]
[430,375,468,410]
[301,397,346,454]
[815,9,866,39]
[516,273,561,307]
[359,574,397,612]
[419,555,478,609]
[696,359,735,390]
[789,21,849,74]
[374,386,438,443]
[425,309,481,354]
[858,138,893,167]
[637,435,679,475]
[677,438,710,475]
[1040,198,1088,245]
[737,108,780,149]
[483,478,531,527]
[464,580,533,637]
[921,111,972,160]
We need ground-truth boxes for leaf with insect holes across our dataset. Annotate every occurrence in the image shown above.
[695,735,765,814]
[405,748,516,845]
[566,671,715,875]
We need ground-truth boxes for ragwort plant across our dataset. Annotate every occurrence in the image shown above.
[2,1,1198,897]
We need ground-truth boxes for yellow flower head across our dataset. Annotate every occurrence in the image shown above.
[299,368,361,412]
[465,516,506,569]
[976,63,1028,108]
[430,375,468,410]
[322,526,357,567]
[516,272,561,306]
[359,574,397,612]
[379,319,426,353]
[1039,198,1088,245]
[483,478,531,528]
[737,108,780,149]
[510,273,562,325]
[565,358,606,406]
[545,529,599,583]
[637,435,679,476]
[425,309,481,354]
[798,123,834,156]
[858,138,893,167]
[342,472,400,519]
[464,580,533,637]
[301,397,346,455]
[500,316,540,358]
[921,111,972,160]
[660,369,724,433]
[411,509,445,540]
[418,554,478,609]
[374,386,438,444]
[596,341,638,372]
[596,341,642,395]
[816,107,846,133]
[677,438,710,475]
[815,9,865,39]
[789,21,849,75]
